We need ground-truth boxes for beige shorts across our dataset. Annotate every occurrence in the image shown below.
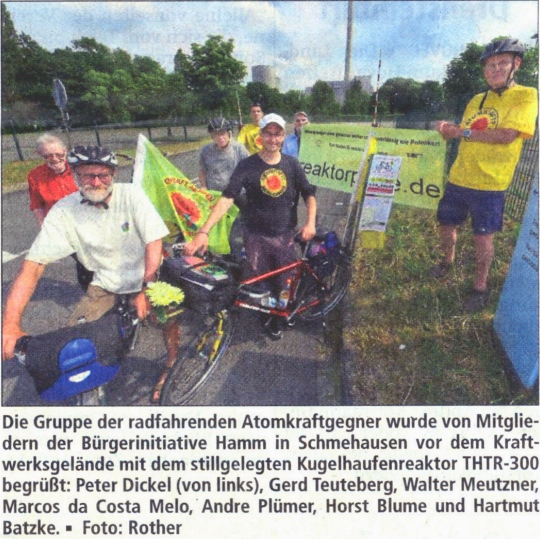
[67,285,122,326]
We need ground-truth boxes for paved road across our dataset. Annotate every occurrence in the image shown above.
[2,150,350,407]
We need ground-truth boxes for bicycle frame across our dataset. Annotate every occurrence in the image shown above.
[234,257,331,321]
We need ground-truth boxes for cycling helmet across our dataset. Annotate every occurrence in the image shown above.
[208,118,232,133]
[67,145,118,168]
[480,38,525,63]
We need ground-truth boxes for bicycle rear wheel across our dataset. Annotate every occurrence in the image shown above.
[299,252,352,321]
[159,309,236,405]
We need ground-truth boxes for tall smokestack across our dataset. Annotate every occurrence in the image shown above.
[344,0,354,87]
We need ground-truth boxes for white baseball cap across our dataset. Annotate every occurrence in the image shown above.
[260,113,286,131]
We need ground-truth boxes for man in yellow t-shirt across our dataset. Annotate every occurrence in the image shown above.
[237,102,264,154]
[434,38,538,312]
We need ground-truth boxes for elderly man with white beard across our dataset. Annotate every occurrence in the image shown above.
[2,145,169,360]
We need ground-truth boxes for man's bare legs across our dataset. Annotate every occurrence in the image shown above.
[473,234,494,292]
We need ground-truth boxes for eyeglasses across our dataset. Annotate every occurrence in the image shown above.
[295,118,308,123]
[484,60,513,72]
[43,153,66,160]
[78,173,112,183]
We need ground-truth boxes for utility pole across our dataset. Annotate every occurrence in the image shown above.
[372,50,382,127]
[344,0,354,89]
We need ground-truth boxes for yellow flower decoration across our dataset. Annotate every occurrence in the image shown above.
[145,281,185,323]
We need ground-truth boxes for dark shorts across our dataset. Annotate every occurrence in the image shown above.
[437,183,505,235]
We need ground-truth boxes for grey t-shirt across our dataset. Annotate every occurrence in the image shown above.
[199,141,249,191]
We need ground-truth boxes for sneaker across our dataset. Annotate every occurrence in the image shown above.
[265,316,283,340]
[431,261,452,279]
[463,288,489,313]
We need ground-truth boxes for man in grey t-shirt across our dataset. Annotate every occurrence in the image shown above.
[199,118,249,260]
[198,118,249,191]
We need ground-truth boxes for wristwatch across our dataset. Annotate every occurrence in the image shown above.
[462,128,472,140]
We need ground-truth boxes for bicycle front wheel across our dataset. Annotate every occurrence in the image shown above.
[159,309,236,405]
[299,252,352,321]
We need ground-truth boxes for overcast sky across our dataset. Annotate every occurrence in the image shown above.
[6,1,538,92]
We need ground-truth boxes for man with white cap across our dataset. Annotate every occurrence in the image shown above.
[184,113,317,338]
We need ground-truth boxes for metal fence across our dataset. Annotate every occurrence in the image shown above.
[1,121,209,163]
[3,116,537,224]
[505,129,539,222]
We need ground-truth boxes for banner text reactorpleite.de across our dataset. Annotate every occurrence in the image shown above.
[299,124,446,211]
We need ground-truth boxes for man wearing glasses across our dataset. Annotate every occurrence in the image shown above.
[2,146,169,360]
[27,134,95,291]
[282,111,309,158]
[433,38,537,312]
[184,114,317,339]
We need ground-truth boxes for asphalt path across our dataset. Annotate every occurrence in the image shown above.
[2,150,350,407]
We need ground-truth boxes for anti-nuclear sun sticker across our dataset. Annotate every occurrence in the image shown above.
[260,168,287,197]
[464,108,499,131]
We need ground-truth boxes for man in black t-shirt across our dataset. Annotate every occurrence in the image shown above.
[184,113,317,338]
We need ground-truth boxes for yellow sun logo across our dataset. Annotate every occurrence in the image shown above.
[260,168,287,197]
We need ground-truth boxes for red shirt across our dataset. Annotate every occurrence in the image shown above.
[27,162,78,215]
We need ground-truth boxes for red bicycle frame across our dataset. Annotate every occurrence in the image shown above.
[234,259,327,319]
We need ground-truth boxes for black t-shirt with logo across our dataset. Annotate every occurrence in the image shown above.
[222,154,316,237]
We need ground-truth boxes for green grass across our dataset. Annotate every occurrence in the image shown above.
[344,205,538,406]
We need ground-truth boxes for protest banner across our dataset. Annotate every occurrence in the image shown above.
[494,177,539,389]
[299,124,445,211]
[132,134,238,254]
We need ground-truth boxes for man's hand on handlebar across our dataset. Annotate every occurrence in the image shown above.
[132,290,151,320]
[2,322,26,361]
[183,232,209,257]
[297,223,316,243]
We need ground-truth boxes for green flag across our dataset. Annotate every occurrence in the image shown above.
[132,134,238,254]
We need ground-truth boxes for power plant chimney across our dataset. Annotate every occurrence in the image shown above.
[344,0,354,88]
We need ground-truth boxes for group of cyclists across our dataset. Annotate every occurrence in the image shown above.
[2,37,537,404]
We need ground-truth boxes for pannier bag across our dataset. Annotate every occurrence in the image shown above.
[18,310,129,401]
[306,230,341,278]
[160,255,237,315]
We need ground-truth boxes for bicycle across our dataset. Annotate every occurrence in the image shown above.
[14,296,140,406]
[158,229,352,405]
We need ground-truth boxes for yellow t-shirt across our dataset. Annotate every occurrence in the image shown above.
[449,85,538,191]
[237,123,262,155]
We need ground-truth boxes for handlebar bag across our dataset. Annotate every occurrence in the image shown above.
[160,255,237,316]
[306,230,341,278]
[22,310,128,401]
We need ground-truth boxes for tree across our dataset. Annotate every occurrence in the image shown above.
[15,33,53,103]
[187,35,247,113]
[517,44,538,88]
[1,4,21,103]
[342,79,371,115]
[309,80,340,116]
[419,80,444,114]
[443,42,485,116]
[378,78,422,114]
[282,90,310,118]
[245,82,283,113]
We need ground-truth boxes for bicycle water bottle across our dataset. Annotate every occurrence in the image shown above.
[261,296,278,308]
[278,278,292,310]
